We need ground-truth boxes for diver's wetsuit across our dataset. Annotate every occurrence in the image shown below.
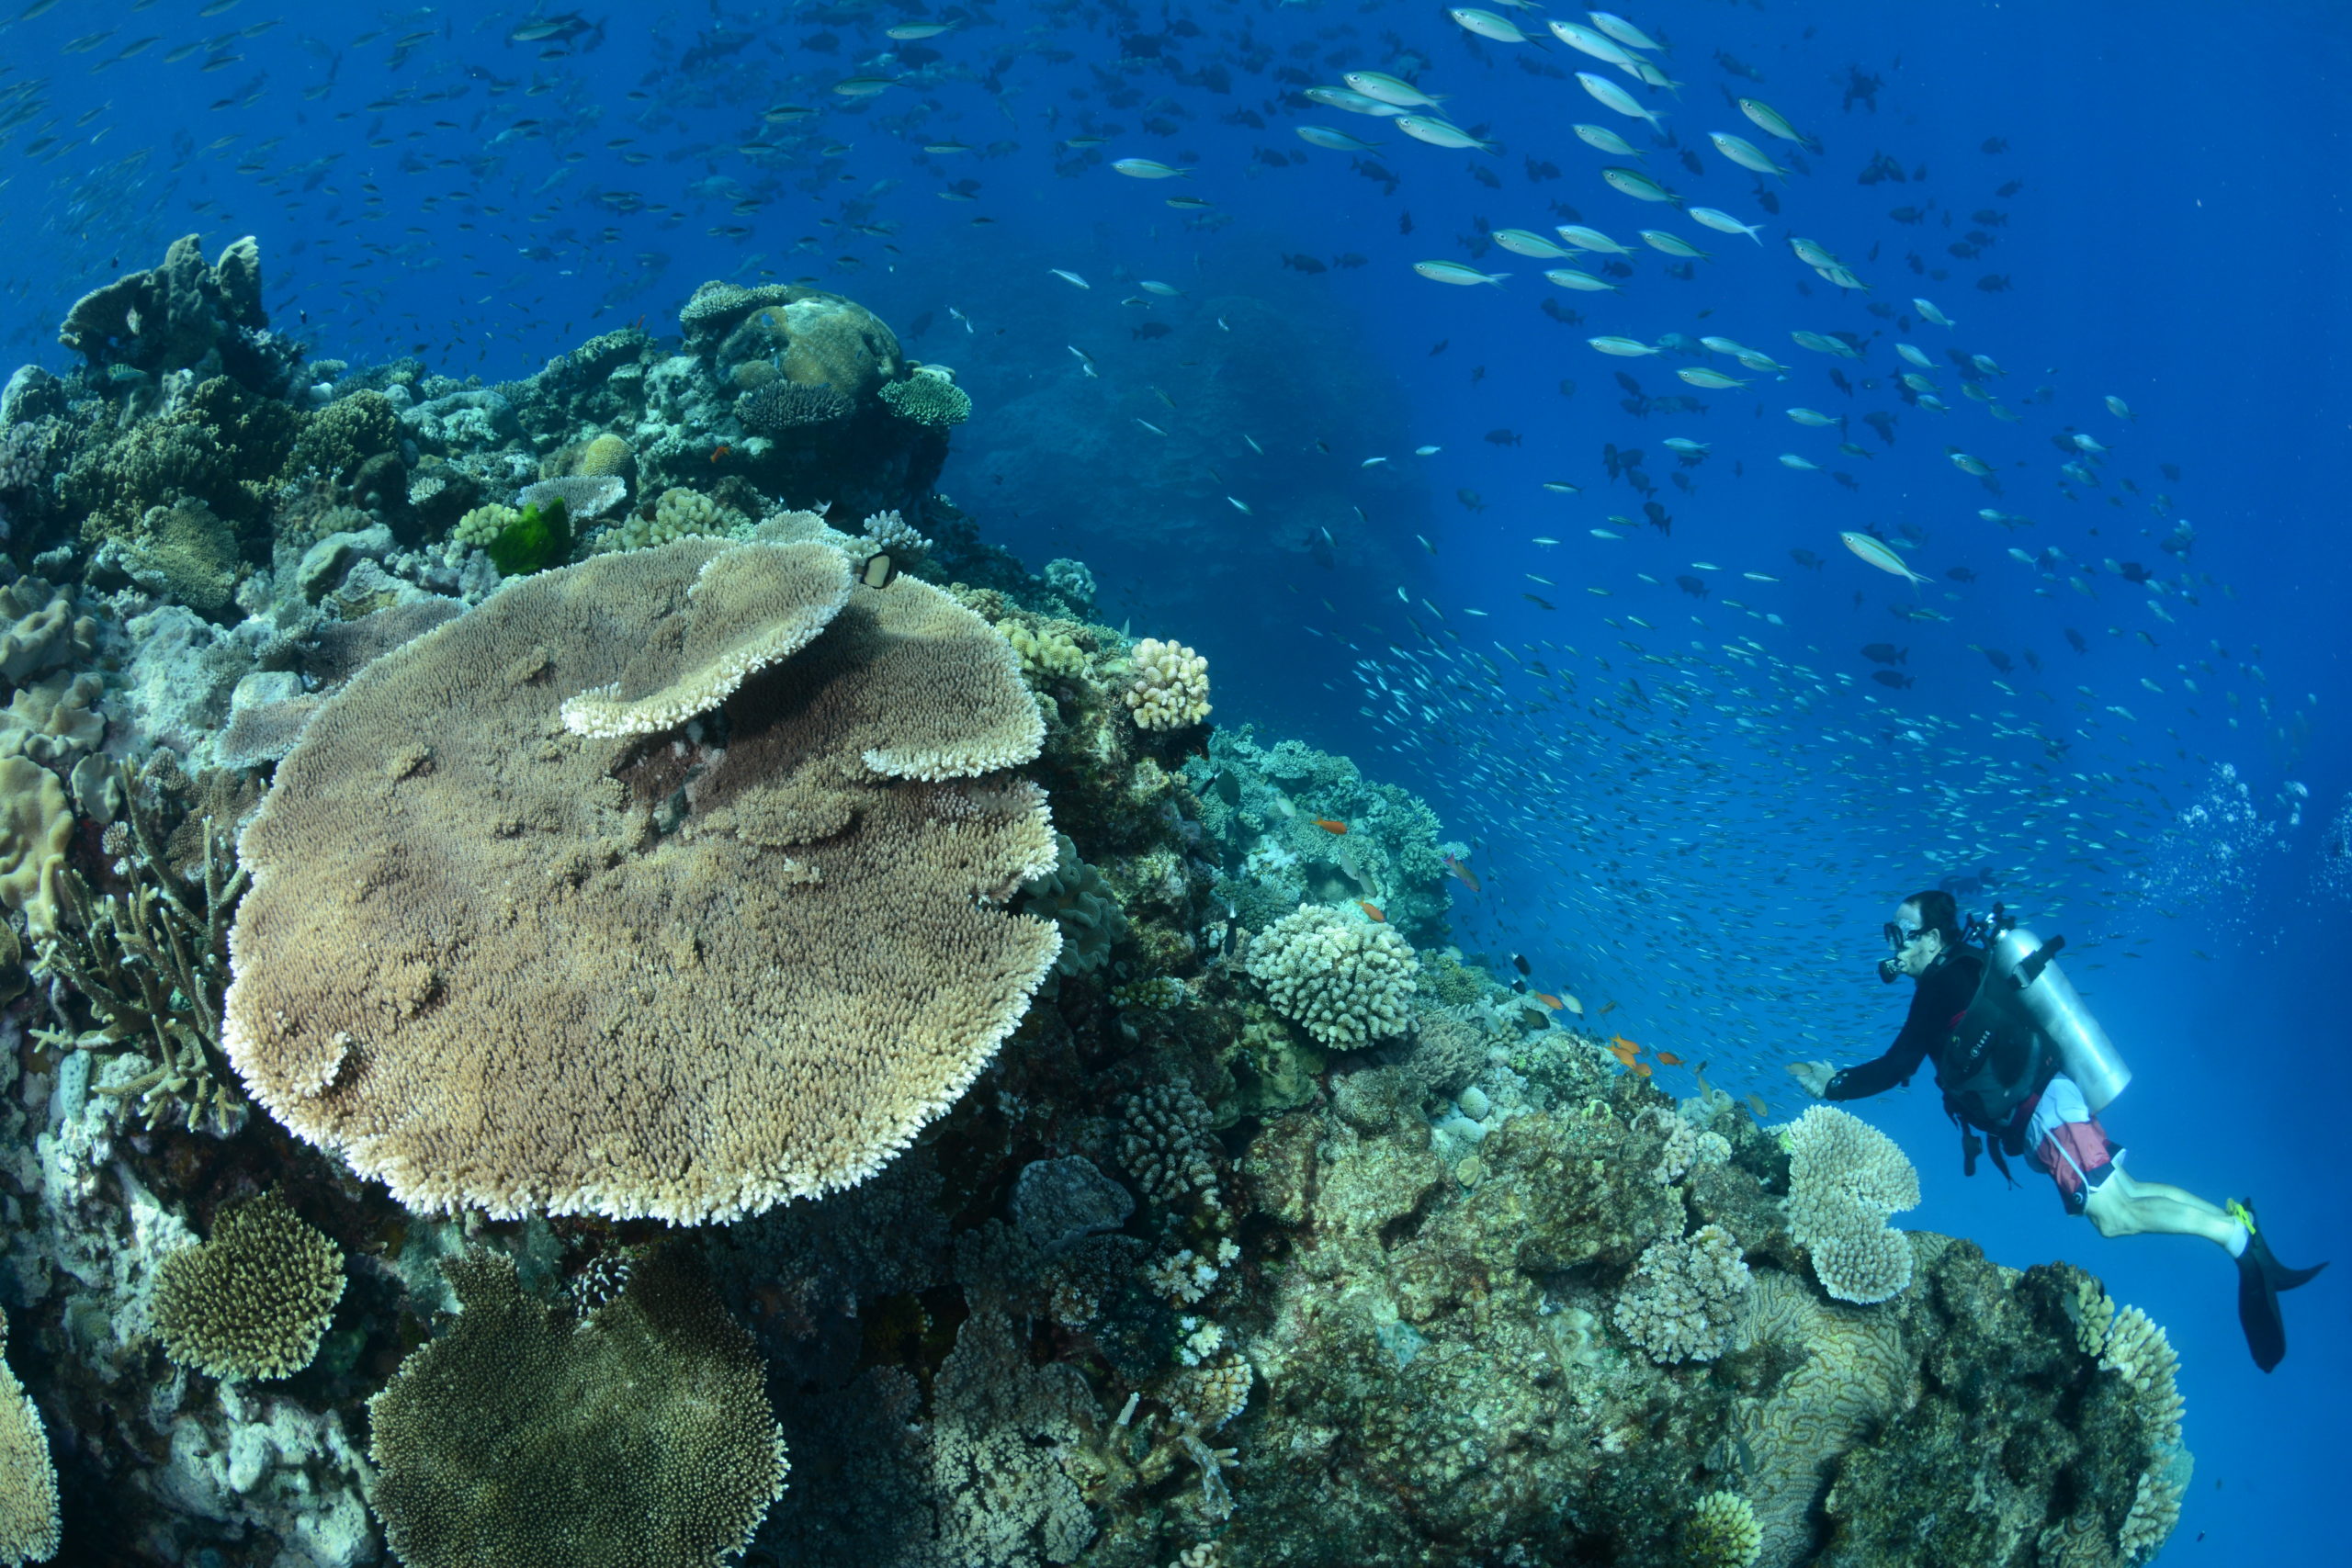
[1822,948,1984,1101]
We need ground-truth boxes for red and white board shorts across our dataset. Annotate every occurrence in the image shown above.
[2024,1074,2122,1215]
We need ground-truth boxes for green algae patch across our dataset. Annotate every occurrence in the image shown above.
[486,497,571,575]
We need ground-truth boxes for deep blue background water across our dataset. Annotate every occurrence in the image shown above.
[4,1,2346,1560]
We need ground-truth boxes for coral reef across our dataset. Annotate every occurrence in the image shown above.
[57,234,291,395]
[741,379,853,434]
[1784,1103,1923,1303]
[32,759,249,1135]
[1021,832,1129,981]
[152,1190,345,1381]
[368,1248,786,1568]
[1688,1490,1763,1568]
[1183,728,1457,946]
[0,247,2197,1568]
[0,759,72,936]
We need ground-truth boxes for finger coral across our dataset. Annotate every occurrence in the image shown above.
[1783,1104,1920,1304]
[1124,637,1211,730]
[1612,1223,1750,1364]
[1685,1490,1761,1568]
[368,1248,786,1568]
[1248,902,1418,1048]
[222,534,1060,1222]
[153,1190,345,1381]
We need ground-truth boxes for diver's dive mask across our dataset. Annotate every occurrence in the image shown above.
[1877,912,1929,983]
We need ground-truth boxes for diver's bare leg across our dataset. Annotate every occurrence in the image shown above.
[2083,1168,2240,1248]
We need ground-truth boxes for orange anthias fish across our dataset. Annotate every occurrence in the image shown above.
[710,443,732,462]
[1358,899,1385,922]
[1531,990,1564,1010]
[1443,852,1481,892]
[1654,1051,1683,1066]
[1312,818,1349,835]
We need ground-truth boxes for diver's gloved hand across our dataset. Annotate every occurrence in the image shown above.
[1787,1061,1835,1098]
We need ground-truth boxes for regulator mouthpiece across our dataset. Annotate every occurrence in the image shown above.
[1877,956,1902,984]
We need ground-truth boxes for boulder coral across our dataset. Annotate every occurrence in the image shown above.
[222,531,1061,1222]
[56,233,285,392]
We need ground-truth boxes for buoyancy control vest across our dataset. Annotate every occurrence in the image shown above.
[1939,943,2059,1136]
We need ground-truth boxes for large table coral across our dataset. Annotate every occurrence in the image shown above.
[222,531,1062,1223]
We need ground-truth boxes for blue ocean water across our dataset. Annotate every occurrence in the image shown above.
[2,1,2345,1562]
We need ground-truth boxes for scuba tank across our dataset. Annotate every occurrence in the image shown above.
[1978,918,2132,1113]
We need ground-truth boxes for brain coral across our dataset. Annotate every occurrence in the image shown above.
[368,1248,786,1568]
[572,433,634,478]
[1124,637,1211,730]
[1248,902,1418,1048]
[222,534,1059,1223]
[153,1190,345,1381]
[1784,1104,1920,1304]
[1612,1223,1751,1364]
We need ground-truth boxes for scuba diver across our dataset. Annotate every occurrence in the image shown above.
[1789,889,2325,1371]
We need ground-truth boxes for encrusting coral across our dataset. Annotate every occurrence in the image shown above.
[1783,1103,1921,1303]
[152,1190,345,1381]
[222,530,1061,1222]
[1124,637,1211,730]
[1247,901,1418,1047]
[368,1248,786,1568]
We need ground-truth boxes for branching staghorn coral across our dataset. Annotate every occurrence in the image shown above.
[34,757,249,1136]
